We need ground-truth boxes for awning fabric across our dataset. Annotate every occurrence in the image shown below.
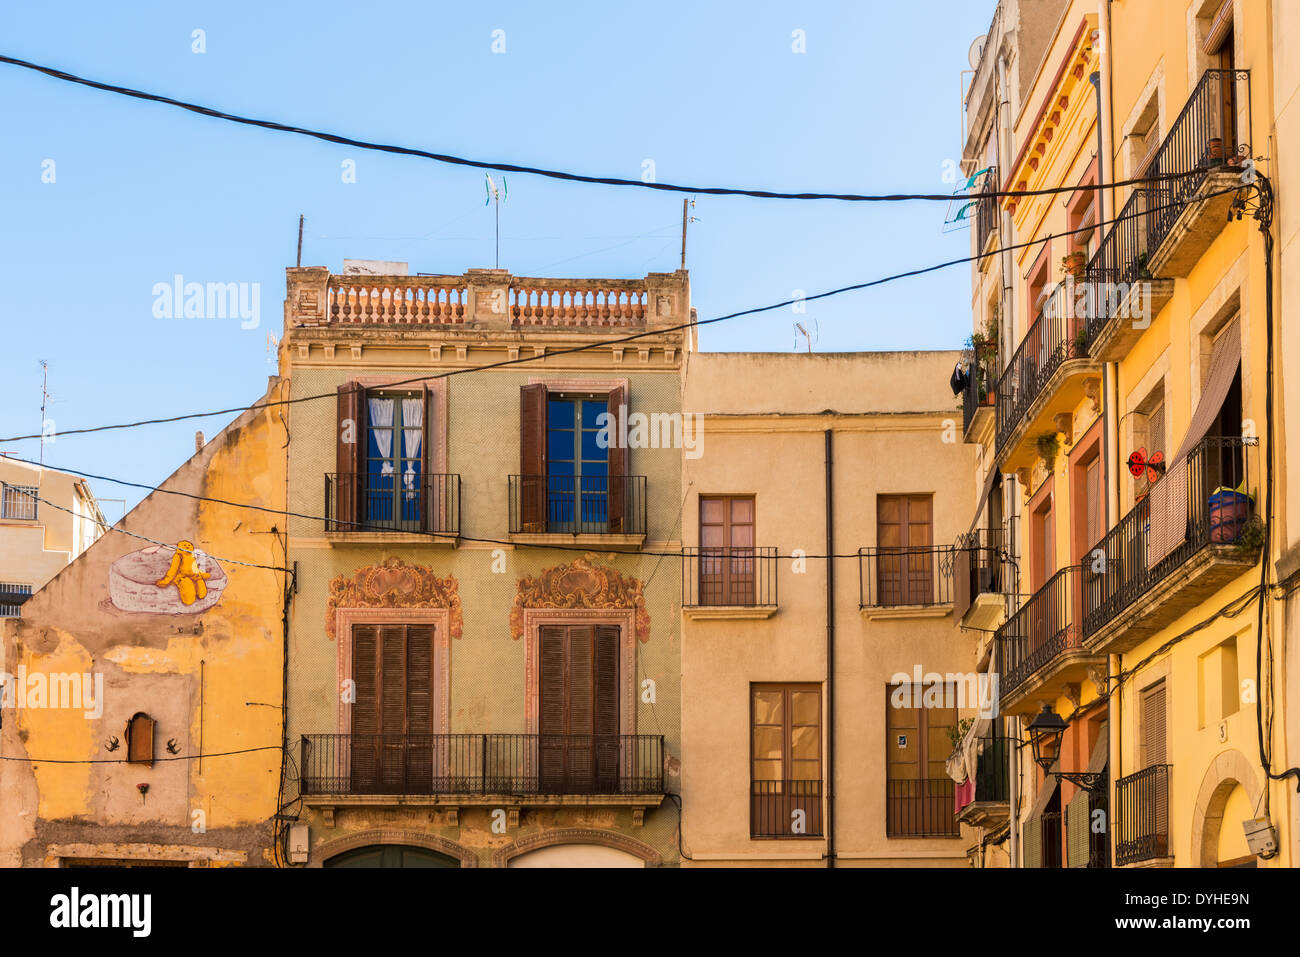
[1148,317,1240,566]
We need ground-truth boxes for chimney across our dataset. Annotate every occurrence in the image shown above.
[195,431,205,453]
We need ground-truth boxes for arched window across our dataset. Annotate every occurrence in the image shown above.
[125,712,154,767]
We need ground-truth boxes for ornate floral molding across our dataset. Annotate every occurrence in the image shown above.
[509,555,649,643]
[325,557,462,641]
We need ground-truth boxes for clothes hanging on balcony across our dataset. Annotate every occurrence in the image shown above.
[1147,318,1240,567]
[944,711,992,786]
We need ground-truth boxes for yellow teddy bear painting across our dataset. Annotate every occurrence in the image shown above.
[154,540,211,605]
[108,540,227,614]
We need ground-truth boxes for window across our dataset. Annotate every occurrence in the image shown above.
[0,582,32,618]
[876,494,934,605]
[1139,679,1169,856]
[1,484,37,520]
[699,495,756,605]
[349,624,436,794]
[886,682,959,837]
[1030,493,1055,590]
[125,712,155,767]
[519,383,627,533]
[539,624,620,792]
[336,383,442,532]
[750,684,822,838]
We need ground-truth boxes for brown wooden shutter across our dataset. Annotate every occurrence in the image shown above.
[520,384,548,531]
[350,625,379,792]
[336,382,365,527]
[606,385,627,532]
[126,713,155,767]
[539,625,566,789]
[420,383,434,532]
[594,624,620,790]
[405,624,434,790]
[1141,681,1167,767]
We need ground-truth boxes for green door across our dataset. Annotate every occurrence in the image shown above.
[323,845,459,868]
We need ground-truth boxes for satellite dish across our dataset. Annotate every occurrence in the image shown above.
[968,35,987,70]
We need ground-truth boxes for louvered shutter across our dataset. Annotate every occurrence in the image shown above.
[336,382,365,528]
[1067,791,1091,867]
[377,626,407,791]
[1023,815,1043,869]
[606,385,627,532]
[520,384,548,531]
[567,626,595,788]
[405,625,434,791]
[350,625,380,793]
[594,625,621,791]
[1142,682,1169,853]
[539,625,567,791]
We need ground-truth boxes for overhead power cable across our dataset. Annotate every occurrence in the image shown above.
[0,182,1243,447]
[0,53,1201,203]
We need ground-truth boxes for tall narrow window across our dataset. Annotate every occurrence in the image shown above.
[336,383,434,532]
[1140,680,1169,857]
[125,712,155,767]
[350,624,436,794]
[876,494,934,605]
[539,624,620,793]
[886,683,958,837]
[751,684,822,838]
[699,496,756,605]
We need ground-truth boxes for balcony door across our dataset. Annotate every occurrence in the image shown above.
[876,495,933,605]
[699,496,756,605]
[539,624,620,794]
[1140,680,1169,856]
[547,395,610,533]
[350,624,435,794]
[886,682,957,837]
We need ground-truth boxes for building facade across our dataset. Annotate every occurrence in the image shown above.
[280,265,688,867]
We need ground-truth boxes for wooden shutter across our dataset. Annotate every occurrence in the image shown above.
[877,495,933,605]
[1023,816,1043,868]
[1067,790,1091,867]
[351,625,379,792]
[126,713,155,767]
[378,626,407,790]
[1141,681,1167,766]
[594,624,621,790]
[336,382,366,527]
[520,384,548,531]
[405,624,434,790]
[606,385,627,532]
[539,625,566,789]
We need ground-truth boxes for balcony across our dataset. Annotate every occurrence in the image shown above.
[975,167,999,259]
[953,733,1013,829]
[997,565,1104,717]
[1083,437,1260,655]
[859,545,955,621]
[1116,764,1171,866]
[324,472,460,543]
[961,355,997,442]
[953,528,1016,634]
[682,546,778,619]
[994,286,1101,471]
[751,780,824,838]
[1145,70,1252,279]
[886,778,960,838]
[300,733,665,824]
[507,474,647,547]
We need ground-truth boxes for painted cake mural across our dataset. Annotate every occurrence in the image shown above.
[109,540,227,614]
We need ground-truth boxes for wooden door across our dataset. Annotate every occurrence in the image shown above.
[699,496,756,605]
[350,624,435,794]
[539,624,620,793]
[877,495,933,605]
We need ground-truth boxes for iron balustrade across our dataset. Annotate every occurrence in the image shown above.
[971,733,1013,804]
[998,565,1083,696]
[682,546,778,607]
[1116,764,1171,865]
[1083,436,1258,638]
[886,778,960,837]
[1081,188,1156,347]
[962,354,998,434]
[994,286,1090,452]
[859,545,956,608]
[750,779,824,838]
[975,167,999,255]
[508,474,646,535]
[325,472,460,535]
[953,528,1015,606]
[299,733,664,796]
[1146,69,1251,252]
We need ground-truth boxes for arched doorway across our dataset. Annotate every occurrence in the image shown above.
[1191,749,1264,867]
[507,844,645,868]
[324,844,460,868]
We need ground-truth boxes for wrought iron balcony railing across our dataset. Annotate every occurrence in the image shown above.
[1082,188,1156,345]
[751,779,824,838]
[994,286,1089,452]
[508,474,646,536]
[886,778,960,837]
[325,472,460,535]
[1116,764,1171,865]
[998,564,1082,696]
[953,528,1016,607]
[975,167,999,255]
[859,545,956,608]
[1083,436,1259,638]
[962,355,997,434]
[971,733,1012,804]
[299,733,665,797]
[682,546,778,608]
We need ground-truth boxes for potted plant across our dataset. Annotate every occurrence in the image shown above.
[1208,137,1225,163]
[1036,433,1061,469]
[1074,327,1089,357]
[1062,250,1087,280]
[1135,250,1153,280]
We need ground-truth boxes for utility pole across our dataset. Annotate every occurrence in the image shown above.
[680,198,688,269]
[296,214,304,267]
[38,360,49,467]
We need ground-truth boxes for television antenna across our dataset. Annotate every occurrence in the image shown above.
[485,174,507,268]
[794,319,820,353]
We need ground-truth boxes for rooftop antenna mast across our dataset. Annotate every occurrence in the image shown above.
[485,175,507,269]
[38,360,49,467]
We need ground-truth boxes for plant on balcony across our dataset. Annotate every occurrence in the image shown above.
[947,716,975,749]
[1036,433,1061,469]
[1134,250,1153,280]
[1062,250,1087,280]
[1232,515,1265,555]
[1073,327,1089,357]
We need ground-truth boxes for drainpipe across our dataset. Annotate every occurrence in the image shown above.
[824,428,836,868]
[995,48,1020,870]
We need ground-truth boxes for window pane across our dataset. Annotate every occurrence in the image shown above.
[790,725,819,761]
[731,498,754,524]
[581,428,606,463]
[700,499,724,524]
[548,397,574,429]
[752,690,783,725]
[548,428,574,463]
[791,691,819,727]
[752,726,783,762]
[581,399,608,429]
[752,759,782,781]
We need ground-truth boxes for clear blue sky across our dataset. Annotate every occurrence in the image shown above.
[0,0,994,516]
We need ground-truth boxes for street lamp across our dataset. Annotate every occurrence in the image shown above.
[1025,704,1105,792]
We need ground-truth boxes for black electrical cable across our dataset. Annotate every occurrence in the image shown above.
[0,183,1241,447]
[0,53,1202,204]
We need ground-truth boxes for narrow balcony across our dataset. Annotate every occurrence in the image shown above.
[508,474,647,547]
[681,546,778,619]
[299,733,665,823]
[324,472,460,543]
[997,565,1104,717]
[859,544,955,620]
[974,167,999,260]
[961,354,997,442]
[1116,764,1172,866]
[1083,436,1260,655]
[953,528,1016,634]
[953,732,1013,829]
[1145,69,1253,279]
[994,286,1101,472]
[886,778,960,838]
[751,780,824,838]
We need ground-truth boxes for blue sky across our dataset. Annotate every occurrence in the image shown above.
[0,0,993,515]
